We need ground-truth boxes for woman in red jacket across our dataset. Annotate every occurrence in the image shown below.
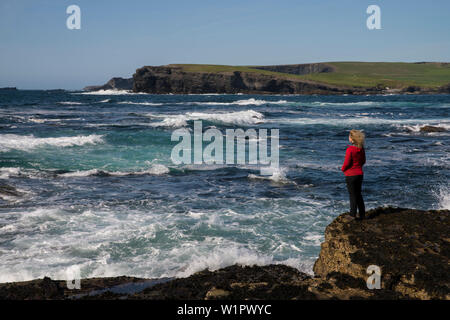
[341,130,366,220]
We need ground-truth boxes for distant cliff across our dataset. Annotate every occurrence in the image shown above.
[0,87,17,92]
[83,77,133,92]
[84,62,450,95]
[132,65,364,95]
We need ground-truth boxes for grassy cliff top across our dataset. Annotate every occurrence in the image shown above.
[168,62,450,89]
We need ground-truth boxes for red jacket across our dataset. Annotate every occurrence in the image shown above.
[341,145,365,176]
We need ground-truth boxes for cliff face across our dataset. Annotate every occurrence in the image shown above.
[0,207,448,300]
[252,63,335,75]
[84,63,450,95]
[83,77,133,92]
[132,65,364,95]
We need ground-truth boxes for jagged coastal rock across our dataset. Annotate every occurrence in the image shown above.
[0,207,448,300]
[419,125,447,133]
[313,207,450,299]
[83,77,133,92]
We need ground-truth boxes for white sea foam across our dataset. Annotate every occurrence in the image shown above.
[58,164,170,178]
[57,101,84,105]
[248,167,292,183]
[0,134,104,152]
[312,101,379,107]
[0,167,21,179]
[77,90,146,95]
[0,200,322,282]
[436,185,450,210]
[185,98,288,106]
[398,123,450,133]
[274,116,450,128]
[149,110,265,127]
[59,169,101,178]
[118,101,164,106]
[174,246,273,278]
[141,164,170,175]
[27,117,80,124]
[150,115,189,128]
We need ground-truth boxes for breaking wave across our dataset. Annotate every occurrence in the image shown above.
[57,101,84,105]
[186,98,288,106]
[118,101,164,106]
[58,164,170,178]
[77,90,147,95]
[0,134,104,152]
[148,110,265,128]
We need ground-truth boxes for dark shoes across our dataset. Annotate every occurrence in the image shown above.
[348,213,364,220]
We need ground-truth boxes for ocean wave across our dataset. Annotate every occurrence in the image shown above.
[57,101,84,105]
[435,185,450,210]
[0,134,104,152]
[397,123,450,133]
[118,101,164,106]
[185,98,288,106]
[174,246,273,278]
[248,167,292,184]
[273,116,448,127]
[27,117,81,124]
[149,110,265,128]
[0,167,21,179]
[58,164,170,178]
[310,101,379,107]
[76,90,147,95]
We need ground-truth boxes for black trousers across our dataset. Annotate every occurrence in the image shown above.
[345,175,365,219]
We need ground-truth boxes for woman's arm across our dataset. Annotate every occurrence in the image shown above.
[341,147,352,172]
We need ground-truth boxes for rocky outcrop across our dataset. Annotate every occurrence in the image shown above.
[314,207,450,299]
[83,77,133,92]
[132,65,368,95]
[0,184,23,198]
[438,83,450,93]
[420,125,446,133]
[0,207,448,300]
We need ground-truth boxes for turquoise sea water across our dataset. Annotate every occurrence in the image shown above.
[0,90,449,282]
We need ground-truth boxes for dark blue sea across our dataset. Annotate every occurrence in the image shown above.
[0,90,449,282]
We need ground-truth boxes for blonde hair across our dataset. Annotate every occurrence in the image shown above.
[349,130,365,148]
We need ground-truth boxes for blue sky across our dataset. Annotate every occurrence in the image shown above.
[1,0,449,89]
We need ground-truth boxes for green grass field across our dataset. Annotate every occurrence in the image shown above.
[169,62,450,89]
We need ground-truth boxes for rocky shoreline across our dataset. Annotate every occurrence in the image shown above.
[0,206,448,300]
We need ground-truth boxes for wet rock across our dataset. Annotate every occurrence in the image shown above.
[313,207,450,299]
[205,287,230,300]
[83,77,133,92]
[0,277,64,300]
[419,125,446,133]
[0,184,22,198]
